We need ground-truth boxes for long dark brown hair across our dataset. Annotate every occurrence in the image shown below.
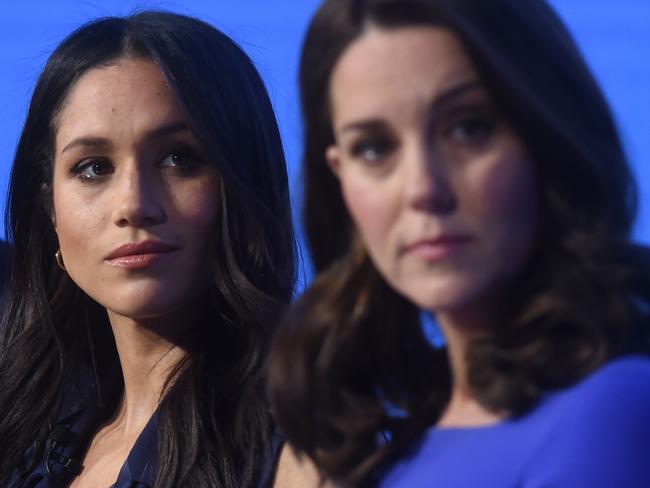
[267,0,650,485]
[0,11,295,488]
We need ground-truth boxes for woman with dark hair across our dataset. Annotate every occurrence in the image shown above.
[268,0,650,486]
[0,11,298,488]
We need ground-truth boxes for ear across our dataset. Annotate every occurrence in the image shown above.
[325,144,342,179]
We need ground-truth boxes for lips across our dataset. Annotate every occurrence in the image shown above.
[105,240,180,269]
[402,235,473,260]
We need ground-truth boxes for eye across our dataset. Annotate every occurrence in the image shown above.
[158,146,203,170]
[350,136,395,164]
[72,159,114,181]
[446,112,498,147]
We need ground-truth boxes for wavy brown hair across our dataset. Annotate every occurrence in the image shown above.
[267,0,650,485]
[0,11,294,488]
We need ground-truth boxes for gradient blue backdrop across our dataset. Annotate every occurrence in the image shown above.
[0,0,648,286]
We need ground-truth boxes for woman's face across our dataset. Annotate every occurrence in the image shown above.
[327,26,538,317]
[52,57,220,320]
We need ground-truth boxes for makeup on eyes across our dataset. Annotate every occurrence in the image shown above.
[65,140,206,184]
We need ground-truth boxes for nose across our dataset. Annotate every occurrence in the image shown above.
[404,143,456,214]
[111,162,165,228]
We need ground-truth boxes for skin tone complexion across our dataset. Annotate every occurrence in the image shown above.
[52,57,220,487]
[52,56,322,488]
[326,26,538,427]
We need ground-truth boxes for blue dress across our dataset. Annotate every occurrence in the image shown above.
[380,356,650,487]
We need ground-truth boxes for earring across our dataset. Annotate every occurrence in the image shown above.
[55,249,66,271]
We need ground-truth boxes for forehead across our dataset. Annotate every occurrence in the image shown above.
[328,26,480,126]
[54,58,182,150]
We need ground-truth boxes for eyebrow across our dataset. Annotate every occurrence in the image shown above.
[337,80,484,134]
[60,121,192,155]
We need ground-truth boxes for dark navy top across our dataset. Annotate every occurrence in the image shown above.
[9,376,157,488]
[10,376,281,487]
[380,356,650,487]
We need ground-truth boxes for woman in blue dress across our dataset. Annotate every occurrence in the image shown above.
[268,0,650,486]
[0,11,296,488]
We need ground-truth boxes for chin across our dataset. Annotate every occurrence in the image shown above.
[95,290,190,321]
[398,274,488,315]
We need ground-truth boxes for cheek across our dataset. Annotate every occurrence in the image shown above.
[479,165,533,215]
[339,173,396,253]
[168,177,221,234]
[468,149,538,260]
[53,190,106,254]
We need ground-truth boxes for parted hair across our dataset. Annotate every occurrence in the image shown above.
[0,11,294,488]
[267,0,650,485]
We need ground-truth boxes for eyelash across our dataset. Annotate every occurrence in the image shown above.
[158,145,204,172]
[349,136,395,164]
[343,104,501,168]
[71,159,113,182]
[444,111,499,147]
[70,144,205,182]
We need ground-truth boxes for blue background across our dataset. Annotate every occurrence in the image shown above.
[0,0,648,285]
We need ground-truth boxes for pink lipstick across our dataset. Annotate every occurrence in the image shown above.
[403,235,472,261]
[105,241,179,269]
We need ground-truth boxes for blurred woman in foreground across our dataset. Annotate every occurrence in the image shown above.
[269,0,650,486]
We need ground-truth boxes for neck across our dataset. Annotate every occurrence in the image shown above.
[434,302,504,428]
[105,306,198,434]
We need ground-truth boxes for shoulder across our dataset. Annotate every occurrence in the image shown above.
[544,355,650,448]
[582,354,650,386]
[556,355,650,417]
[524,355,650,487]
